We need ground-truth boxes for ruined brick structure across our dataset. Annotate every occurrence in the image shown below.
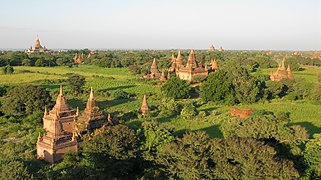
[143,58,162,79]
[230,107,253,119]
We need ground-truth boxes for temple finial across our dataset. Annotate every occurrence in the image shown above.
[76,107,79,116]
[44,106,48,115]
[37,132,41,141]
[90,87,94,99]
[59,85,63,95]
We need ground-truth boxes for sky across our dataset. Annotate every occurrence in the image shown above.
[0,0,320,50]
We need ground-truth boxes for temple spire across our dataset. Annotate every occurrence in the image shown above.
[59,85,63,95]
[140,95,149,116]
[90,87,94,99]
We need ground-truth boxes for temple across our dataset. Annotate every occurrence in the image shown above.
[140,95,149,116]
[170,50,211,82]
[269,59,294,81]
[26,36,49,54]
[143,58,162,79]
[37,86,111,163]
[209,45,215,51]
[36,85,78,164]
[73,53,85,64]
[76,87,107,134]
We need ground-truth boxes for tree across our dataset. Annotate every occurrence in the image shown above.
[34,59,45,67]
[302,134,321,179]
[21,59,32,66]
[155,131,213,179]
[200,69,236,104]
[210,137,300,179]
[161,76,191,99]
[1,85,52,116]
[2,65,14,74]
[82,125,140,178]
[0,159,34,180]
[137,122,174,161]
[66,74,86,94]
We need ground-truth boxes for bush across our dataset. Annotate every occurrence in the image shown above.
[161,76,191,99]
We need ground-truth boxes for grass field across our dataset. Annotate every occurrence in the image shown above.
[1,65,321,138]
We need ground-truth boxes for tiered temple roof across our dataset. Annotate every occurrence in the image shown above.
[76,87,106,134]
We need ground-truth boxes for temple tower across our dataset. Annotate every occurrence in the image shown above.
[140,95,149,116]
[76,87,106,134]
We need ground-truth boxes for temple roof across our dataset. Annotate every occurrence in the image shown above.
[52,85,71,112]
[187,49,198,68]
[176,50,183,67]
[141,95,149,111]
[151,58,159,74]
[85,87,97,111]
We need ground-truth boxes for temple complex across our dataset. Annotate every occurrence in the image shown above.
[219,46,224,52]
[76,87,107,134]
[170,50,209,82]
[140,95,149,116]
[26,36,49,54]
[269,59,294,81]
[73,53,84,64]
[37,85,78,164]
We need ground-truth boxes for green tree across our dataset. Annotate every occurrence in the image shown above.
[155,131,213,179]
[311,72,321,102]
[210,137,300,179]
[66,74,86,94]
[137,122,174,161]
[82,125,140,178]
[2,65,14,74]
[0,159,34,180]
[161,76,191,99]
[1,85,52,116]
[302,134,321,179]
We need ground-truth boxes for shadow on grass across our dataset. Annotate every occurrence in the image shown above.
[98,98,135,110]
[69,98,86,110]
[156,114,178,123]
[198,125,223,138]
[289,121,321,138]
[99,85,136,92]
[173,125,223,139]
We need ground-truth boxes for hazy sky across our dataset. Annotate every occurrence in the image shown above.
[1,0,320,50]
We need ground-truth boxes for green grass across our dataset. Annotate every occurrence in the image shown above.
[1,65,321,138]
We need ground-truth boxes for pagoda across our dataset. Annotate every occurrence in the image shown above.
[171,50,208,82]
[143,58,162,79]
[140,95,149,116]
[76,87,106,134]
[26,36,49,54]
[36,85,78,164]
[270,59,294,81]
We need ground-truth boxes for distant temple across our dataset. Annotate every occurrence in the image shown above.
[73,53,84,64]
[26,36,49,54]
[219,46,224,52]
[269,59,294,81]
[37,86,110,164]
[143,49,218,82]
[170,50,217,82]
[143,58,162,79]
[209,45,215,51]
